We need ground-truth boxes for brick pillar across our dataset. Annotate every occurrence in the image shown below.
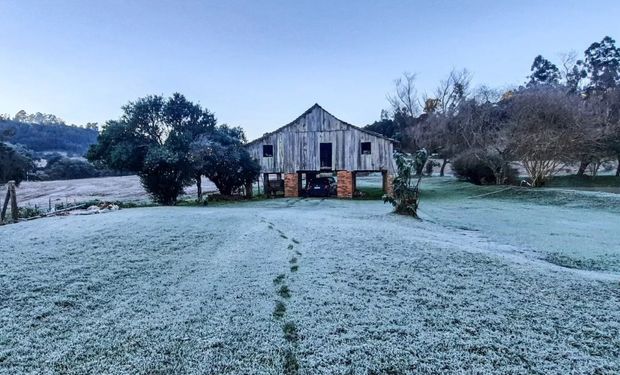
[284,173,299,197]
[337,170,354,198]
[383,171,394,196]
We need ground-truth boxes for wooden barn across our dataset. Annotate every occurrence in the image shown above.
[245,104,397,198]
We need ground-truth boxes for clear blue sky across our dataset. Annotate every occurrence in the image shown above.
[1,0,618,139]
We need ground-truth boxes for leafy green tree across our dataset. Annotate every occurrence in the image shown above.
[573,37,620,175]
[139,146,193,205]
[365,117,398,140]
[87,93,216,204]
[87,120,145,172]
[584,36,620,93]
[527,55,561,86]
[190,125,260,197]
[0,142,34,185]
[44,157,100,180]
[564,59,587,94]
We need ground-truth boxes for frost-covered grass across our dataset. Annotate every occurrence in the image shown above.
[419,178,620,273]
[9,175,217,208]
[1,178,619,374]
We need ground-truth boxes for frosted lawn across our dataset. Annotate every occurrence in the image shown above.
[1,179,619,374]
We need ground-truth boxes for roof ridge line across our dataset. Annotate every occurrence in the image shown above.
[245,104,397,145]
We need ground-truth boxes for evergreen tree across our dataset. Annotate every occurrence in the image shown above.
[527,55,560,86]
[584,36,620,93]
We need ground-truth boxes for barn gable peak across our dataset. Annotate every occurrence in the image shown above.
[247,103,396,146]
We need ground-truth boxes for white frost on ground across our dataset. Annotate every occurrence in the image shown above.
[6,175,217,208]
[0,179,619,374]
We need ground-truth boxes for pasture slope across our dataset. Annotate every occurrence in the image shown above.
[0,178,619,374]
[11,176,217,209]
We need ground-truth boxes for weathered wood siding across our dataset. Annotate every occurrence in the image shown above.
[246,105,396,173]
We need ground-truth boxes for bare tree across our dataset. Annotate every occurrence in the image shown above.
[415,69,473,175]
[387,72,420,117]
[559,50,587,93]
[473,85,503,104]
[582,88,620,176]
[452,99,513,184]
[430,68,473,113]
[507,87,584,186]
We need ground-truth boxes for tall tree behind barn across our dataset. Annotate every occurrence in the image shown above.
[245,104,397,198]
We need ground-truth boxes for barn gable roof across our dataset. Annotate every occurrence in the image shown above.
[246,103,397,146]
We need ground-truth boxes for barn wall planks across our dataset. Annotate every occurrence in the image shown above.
[246,104,396,174]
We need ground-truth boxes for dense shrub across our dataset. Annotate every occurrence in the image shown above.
[0,142,34,185]
[139,147,193,205]
[452,152,518,185]
[44,157,100,180]
[190,126,260,197]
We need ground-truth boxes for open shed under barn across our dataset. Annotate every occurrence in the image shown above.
[246,104,397,198]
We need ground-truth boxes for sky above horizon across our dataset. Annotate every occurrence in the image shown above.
[1,0,619,139]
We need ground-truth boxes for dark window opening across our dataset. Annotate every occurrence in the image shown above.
[361,142,372,155]
[320,143,332,169]
[263,145,273,157]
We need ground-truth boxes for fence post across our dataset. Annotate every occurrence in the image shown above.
[9,181,17,222]
[1,183,10,223]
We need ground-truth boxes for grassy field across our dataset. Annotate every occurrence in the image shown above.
[1,178,619,374]
[8,176,217,209]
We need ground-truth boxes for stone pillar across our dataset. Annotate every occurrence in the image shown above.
[382,171,394,196]
[284,173,299,197]
[337,170,354,198]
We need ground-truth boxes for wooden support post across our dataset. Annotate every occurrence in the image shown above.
[9,181,17,222]
[1,181,17,223]
[1,184,10,223]
[245,181,253,199]
[263,173,270,197]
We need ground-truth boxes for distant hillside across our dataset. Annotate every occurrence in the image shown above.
[0,120,98,156]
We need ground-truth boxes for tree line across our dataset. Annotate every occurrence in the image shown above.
[366,36,620,186]
[0,116,98,155]
[0,112,102,185]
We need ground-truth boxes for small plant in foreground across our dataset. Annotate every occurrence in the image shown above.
[278,285,291,298]
[273,301,286,319]
[19,206,44,219]
[383,150,427,217]
[282,321,299,342]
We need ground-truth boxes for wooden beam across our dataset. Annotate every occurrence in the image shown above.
[9,181,17,222]
[1,183,10,223]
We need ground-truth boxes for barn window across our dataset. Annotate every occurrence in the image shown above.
[263,145,273,157]
[361,142,372,155]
